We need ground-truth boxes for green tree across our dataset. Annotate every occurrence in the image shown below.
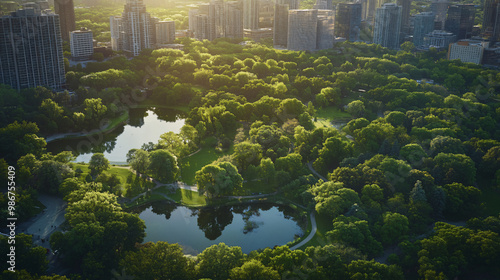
[346,100,366,118]
[120,242,191,280]
[347,260,404,280]
[196,243,245,280]
[378,212,409,245]
[0,121,46,163]
[442,183,481,220]
[230,260,280,280]
[232,141,262,171]
[196,162,243,198]
[0,234,48,275]
[83,98,108,126]
[88,153,110,177]
[311,181,361,218]
[259,158,276,183]
[148,149,179,183]
[327,216,383,256]
[128,149,150,174]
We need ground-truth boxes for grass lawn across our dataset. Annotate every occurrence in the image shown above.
[179,143,234,185]
[155,186,206,206]
[315,106,351,120]
[233,179,278,196]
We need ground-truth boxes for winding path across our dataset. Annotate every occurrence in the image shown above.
[307,161,328,181]
[290,211,317,250]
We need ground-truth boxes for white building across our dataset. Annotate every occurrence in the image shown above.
[448,40,489,64]
[70,27,94,60]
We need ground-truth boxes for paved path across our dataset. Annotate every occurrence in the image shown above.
[224,191,278,199]
[290,211,317,250]
[307,162,328,181]
[18,194,66,247]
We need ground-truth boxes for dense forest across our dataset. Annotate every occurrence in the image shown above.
[1,29,500,280]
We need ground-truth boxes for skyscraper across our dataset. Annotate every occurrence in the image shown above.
[316,9,334,49]
[54,0,75,41]
[156,21,175,44]
[396,0,411,31]
[335,3,362,41]
[70,27,94,60]
[209,0,225,40]
[274,3,289,47]
[444,4,475,40]
[243,0,259,29]
[114,0,155,56]
[0,9,65,90]
[373,3,402,50]
[225,1,243,39]
[110,16,123,51]
[287,9,317,51]
[483,0,500,41]
[190,1,243,41]
[413,12,435,47]
[431,0,449,30]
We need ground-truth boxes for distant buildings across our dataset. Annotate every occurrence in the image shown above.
[243,0,259,30]
[0,9,65,90]
[448,40,489,64]
[423,30,456,50]
[156,21,175,44]
[373,3,402,50]
[273,2,289,47]
[396,0,411,31]
[317,9,334,49]
[444,4,475,40]
[431,0,449,30]
[413,12,435,47]
[287,9,334,51]
[189,0,243,41]
[483,0,500,41]
[244,27,273,42]
[54,0,75,41]
[288,9,318,51]
[70,27,94,60]
[335,3,362,41]
[110,16,123,51]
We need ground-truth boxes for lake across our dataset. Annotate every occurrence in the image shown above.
[134,202,306,255]
[46,107,185,164]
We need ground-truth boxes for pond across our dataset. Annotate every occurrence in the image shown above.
[134,202,306,255]
[46,107,185,164]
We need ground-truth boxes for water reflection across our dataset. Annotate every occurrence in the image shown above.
[46,108,186,163]
[137,202,305,254]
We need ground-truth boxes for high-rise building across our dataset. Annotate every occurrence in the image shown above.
[413,12,434,47]
[225,1,243,39]
[431,0,449,30]
[70,27,93,60]
[287,9,318,51]
[110,16,123,51]
[483,0,500,41]
[373,3,402,50]
[113,0,155,56]
[209,0,225,40]
[244,27,273,42]
[259,0,274,28]
[156,21,175,44]
[444,4,475,40]
[396,0,411,30]
[288,0,300,9]
[423,30,456,50]
[54,0,75,41]
[313,0,330,10]
[243,0,259,29]
[190,1,243,41]
[448,40,489,64]
[0,9,65,90]
[335,3,362,41]
[274,3,289,47]
[317,9,334,49]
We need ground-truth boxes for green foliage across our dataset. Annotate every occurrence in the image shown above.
[230,260,280,280]
[327,216,383,257]
[120,242,191,280]
[196,161,243,198]
[311,181,361,218]
[0,234,48,275]
[196,243,245,280]
[148,149,179,183]
[88,153,110,177]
